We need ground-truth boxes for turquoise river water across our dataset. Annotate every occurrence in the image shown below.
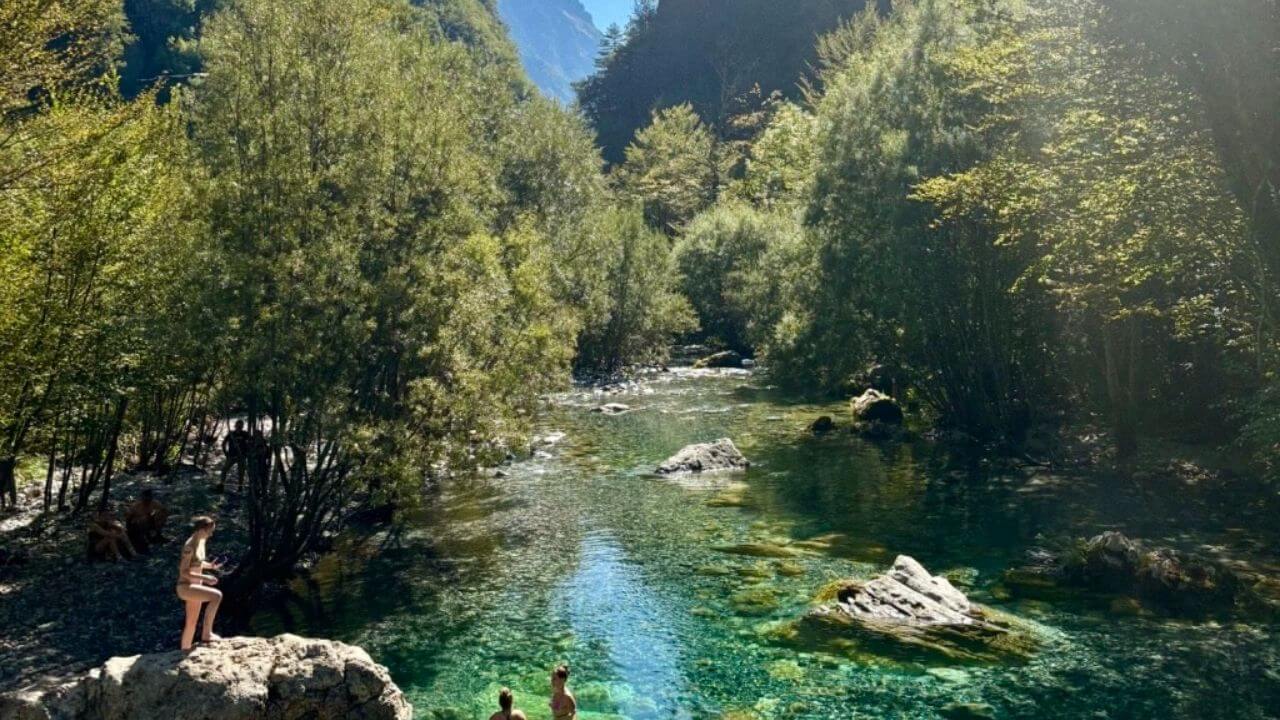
[252,368,1280,719]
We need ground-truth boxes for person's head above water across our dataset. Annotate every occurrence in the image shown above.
[551,664,569,691]
[191,515,216,538]
[499,688,513,712]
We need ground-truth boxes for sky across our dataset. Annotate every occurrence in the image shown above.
[580,0,633,32]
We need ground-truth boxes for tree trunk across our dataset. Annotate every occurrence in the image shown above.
[0,456,16,510]
[96,397,130,512]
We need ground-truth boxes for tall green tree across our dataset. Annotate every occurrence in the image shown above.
[619,104,718,235]
[192,0,579,598]
[575,207,696,372]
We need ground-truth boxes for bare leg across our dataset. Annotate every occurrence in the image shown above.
[181,597,202,650]
[97,538,120,561]
[117,532,138,559]
[177,585,222,649]
[201,588,223,642]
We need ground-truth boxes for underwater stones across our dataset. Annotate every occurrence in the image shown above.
[799,556,1038,662]
[792,532,846,553]
[534,431,566,447]
[926,667,972,684]
[941,702,997,720]
[706,482,750,507]
[1002,531,1242,614]
[693,350,745,369]
[732,586,782,615]
[808,416,836,434]
[775,561,806,577]
[714,542,803,559]
[766,659,804,681]
[738,561,775,580]
[591,403,631,415]
[656,438,749,475]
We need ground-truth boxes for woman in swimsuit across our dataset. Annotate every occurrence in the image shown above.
[176,515,223,651]
[489,687,526,720]
[550,665,576,720]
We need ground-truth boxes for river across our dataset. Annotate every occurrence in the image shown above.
[251,367,1280,719]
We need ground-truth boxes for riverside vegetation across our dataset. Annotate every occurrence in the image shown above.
[2,0,1279,717]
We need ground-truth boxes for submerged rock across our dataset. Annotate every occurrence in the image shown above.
[591,403,631,415]
[714,542,803,559]
[1002,531,1241,614]
[693,350,745,369]
[808,416,836,434]
[796,556,1038,662]
[0,634,411,720]
[656,438,749,475]
[941,702,997,720]
[534,431,566,447]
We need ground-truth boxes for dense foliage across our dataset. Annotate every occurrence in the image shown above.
[662,0,1278,463]
[0,0,690,596]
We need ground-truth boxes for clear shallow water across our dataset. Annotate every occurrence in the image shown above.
[252,370,1280,719]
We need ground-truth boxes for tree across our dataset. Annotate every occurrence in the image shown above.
[770,0,1054,438]
[914,0,1256,452]
[619,104,718,235]
[191,0,594,600]
[676,203,804,353]
[575,207,696,372]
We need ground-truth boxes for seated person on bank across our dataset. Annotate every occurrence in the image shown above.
[88,508,137,561]
[125,488,170,553]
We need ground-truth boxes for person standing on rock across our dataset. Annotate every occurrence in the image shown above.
[549,665,576,720]
[176,515,223,650]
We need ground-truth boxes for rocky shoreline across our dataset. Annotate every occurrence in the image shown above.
[0,634,410,720]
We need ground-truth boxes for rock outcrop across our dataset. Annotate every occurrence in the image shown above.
[1002,531,1241,614]
[0,635,411,720]
[656,438,749,475]
[590,403,631,415]
[851,389,903,426]
[692,350,745,369]
[796,556,1037,662]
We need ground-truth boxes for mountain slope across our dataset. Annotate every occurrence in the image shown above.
[578,0,887,162]
[497,0,602,103]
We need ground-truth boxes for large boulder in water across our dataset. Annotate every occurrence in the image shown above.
[795,556,1037,662]
[656,438,749,475]
[851,389,903,426]
[0,634,411,720]
[692,350,745,369]
[1002,531,1241,614]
